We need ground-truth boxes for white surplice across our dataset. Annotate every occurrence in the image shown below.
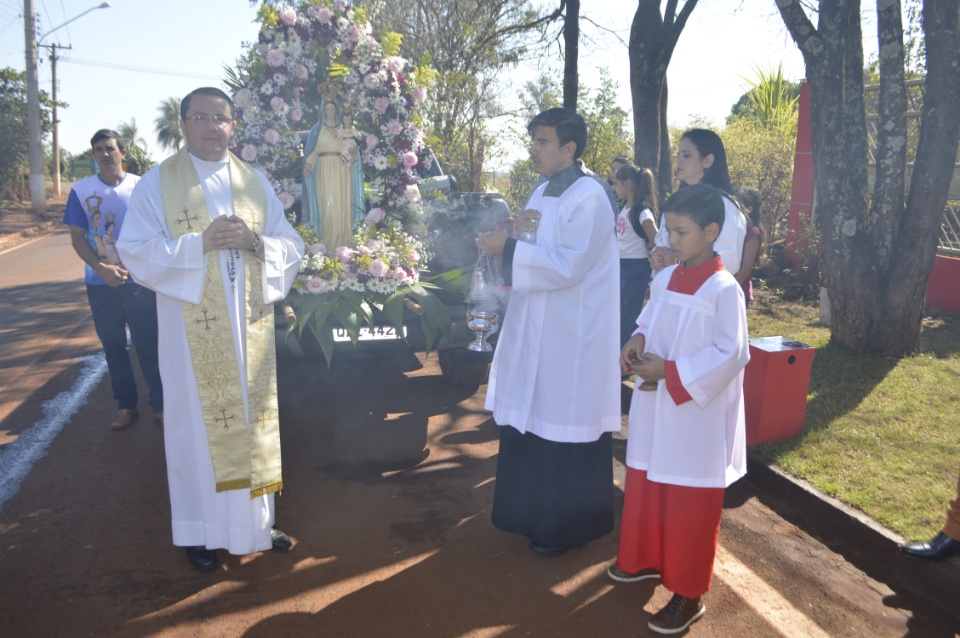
[626,260,749,488]
[117,154,304,554]
[485,176,621,443]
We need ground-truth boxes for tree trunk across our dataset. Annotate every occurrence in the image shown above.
[563,0,579,110]
[777,0,960,357]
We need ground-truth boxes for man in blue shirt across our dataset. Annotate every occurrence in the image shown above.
[63,129,163,429]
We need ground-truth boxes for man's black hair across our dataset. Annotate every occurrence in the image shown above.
[527,107,587,159]
[90,129,125,152]
[180,87,235,120]
[661,183,725,232]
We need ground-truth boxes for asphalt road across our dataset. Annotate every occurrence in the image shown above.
[0,231,957,637]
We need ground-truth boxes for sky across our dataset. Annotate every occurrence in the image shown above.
[0,1,874,167]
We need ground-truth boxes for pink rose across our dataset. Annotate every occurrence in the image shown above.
[357,245,373,257]
[280,7,297,26]
[407,249,420,263]
[368,259,389,278]
[366,208,386,224]
[367,239,383,252]
[335,246,356,262]
[294,65,309,80]
[240,145,258,162]
[270,96,286,111]
[391,267,408,282]
[385,56,406,74]
[365,134,379,149]
[266,49,285,67]
[415,86,428,101]
[404,185,421,203]
[233,88,253,108]
[348,27,361,42]
[289,106,303,123]
[373,97,389,114]
[309,243,326,255]
[363,73,379,89]
[387,121,403,135]
[264,128,280,144]
[316,7,333,23]
[401,151,418,168]
[306,277,330,294]
[278,192,294,209]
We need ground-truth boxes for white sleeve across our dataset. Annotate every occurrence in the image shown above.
[257,172,305,303]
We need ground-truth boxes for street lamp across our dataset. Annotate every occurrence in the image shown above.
[24,1,111,211]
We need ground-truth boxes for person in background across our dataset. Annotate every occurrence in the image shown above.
[63,129,163,431]
[613,163,659,345]
[609,156,630,184]
[611,184,749,634]
[649,129,746,276]
[901,473,960,561]
[477,107,621,559]
[733,187,764,308]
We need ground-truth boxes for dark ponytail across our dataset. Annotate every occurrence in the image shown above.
[616,164,659,242]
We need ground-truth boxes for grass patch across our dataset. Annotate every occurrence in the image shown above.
[746,290,960,541]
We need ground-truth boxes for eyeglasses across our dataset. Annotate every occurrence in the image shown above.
[185,114,233,127]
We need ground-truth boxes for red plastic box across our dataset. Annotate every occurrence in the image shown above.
[743,336,815,445]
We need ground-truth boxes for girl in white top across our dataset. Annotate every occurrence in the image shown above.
[613,164,659,346]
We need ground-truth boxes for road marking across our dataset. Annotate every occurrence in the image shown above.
[0,354,106,511]
[714,545,833,638]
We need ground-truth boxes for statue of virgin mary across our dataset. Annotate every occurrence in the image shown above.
[302,99,366,249]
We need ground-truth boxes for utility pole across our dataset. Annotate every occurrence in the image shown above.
[24,0,45,213]
[41,43,71,197]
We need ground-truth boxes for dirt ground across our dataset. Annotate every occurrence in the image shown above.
[1,222,958,637]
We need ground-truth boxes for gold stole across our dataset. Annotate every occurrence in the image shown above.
[159,149,282,497]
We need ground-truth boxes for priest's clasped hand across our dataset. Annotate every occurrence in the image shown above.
[202,215,256,254]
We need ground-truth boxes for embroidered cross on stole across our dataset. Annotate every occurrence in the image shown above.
[159,148,282,498]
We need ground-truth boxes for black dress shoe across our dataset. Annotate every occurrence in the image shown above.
[185,546,218,571]
[271,528,293,552]
[528,542,567,558]
[901,531,960,561]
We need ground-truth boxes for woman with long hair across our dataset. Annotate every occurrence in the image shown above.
[613,163,659,345]
[649,128,747,275]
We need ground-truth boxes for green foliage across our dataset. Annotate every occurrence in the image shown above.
[577,70,634,176]
[154,97,182,154]
[727,64,799,131]
[0,68,56,199]
[723,117,796,245]
[117,118,154,175]
[503,157,537,212]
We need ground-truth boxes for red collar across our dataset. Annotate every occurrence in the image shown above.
[667,255,725,295]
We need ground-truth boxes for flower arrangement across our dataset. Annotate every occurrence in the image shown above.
[229,0,436,233]
[228,1,454,361]
[293,221,426,297]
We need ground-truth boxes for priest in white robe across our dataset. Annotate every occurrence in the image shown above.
[477,108,621,558]
[117,87,304,571]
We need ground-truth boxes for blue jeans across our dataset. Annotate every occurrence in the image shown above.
[86,283,163,413]
[620,258,652,347]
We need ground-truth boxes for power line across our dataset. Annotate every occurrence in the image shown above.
[60,56,221,80]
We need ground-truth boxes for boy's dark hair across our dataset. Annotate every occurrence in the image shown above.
[90,129,125,152]
[661,183,725,233]
[180,87,235,120]
[527,107,587,159]
[611,156,631,167]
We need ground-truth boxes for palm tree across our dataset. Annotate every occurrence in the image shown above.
[154,97,182,153]
[117,118,147,152]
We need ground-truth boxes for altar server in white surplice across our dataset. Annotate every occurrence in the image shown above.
[477,107,620,558]
[117,87,304,572]
[610,185,749,635]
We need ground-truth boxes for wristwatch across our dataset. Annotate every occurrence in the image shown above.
[250,232,262,252]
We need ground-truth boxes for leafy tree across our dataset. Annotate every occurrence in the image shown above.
[727,65,800,130]
[117,118,154,175]
[577,70,634,176]
[154,97,183,154]
[776,0,960,356]
[0,68,56,200]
